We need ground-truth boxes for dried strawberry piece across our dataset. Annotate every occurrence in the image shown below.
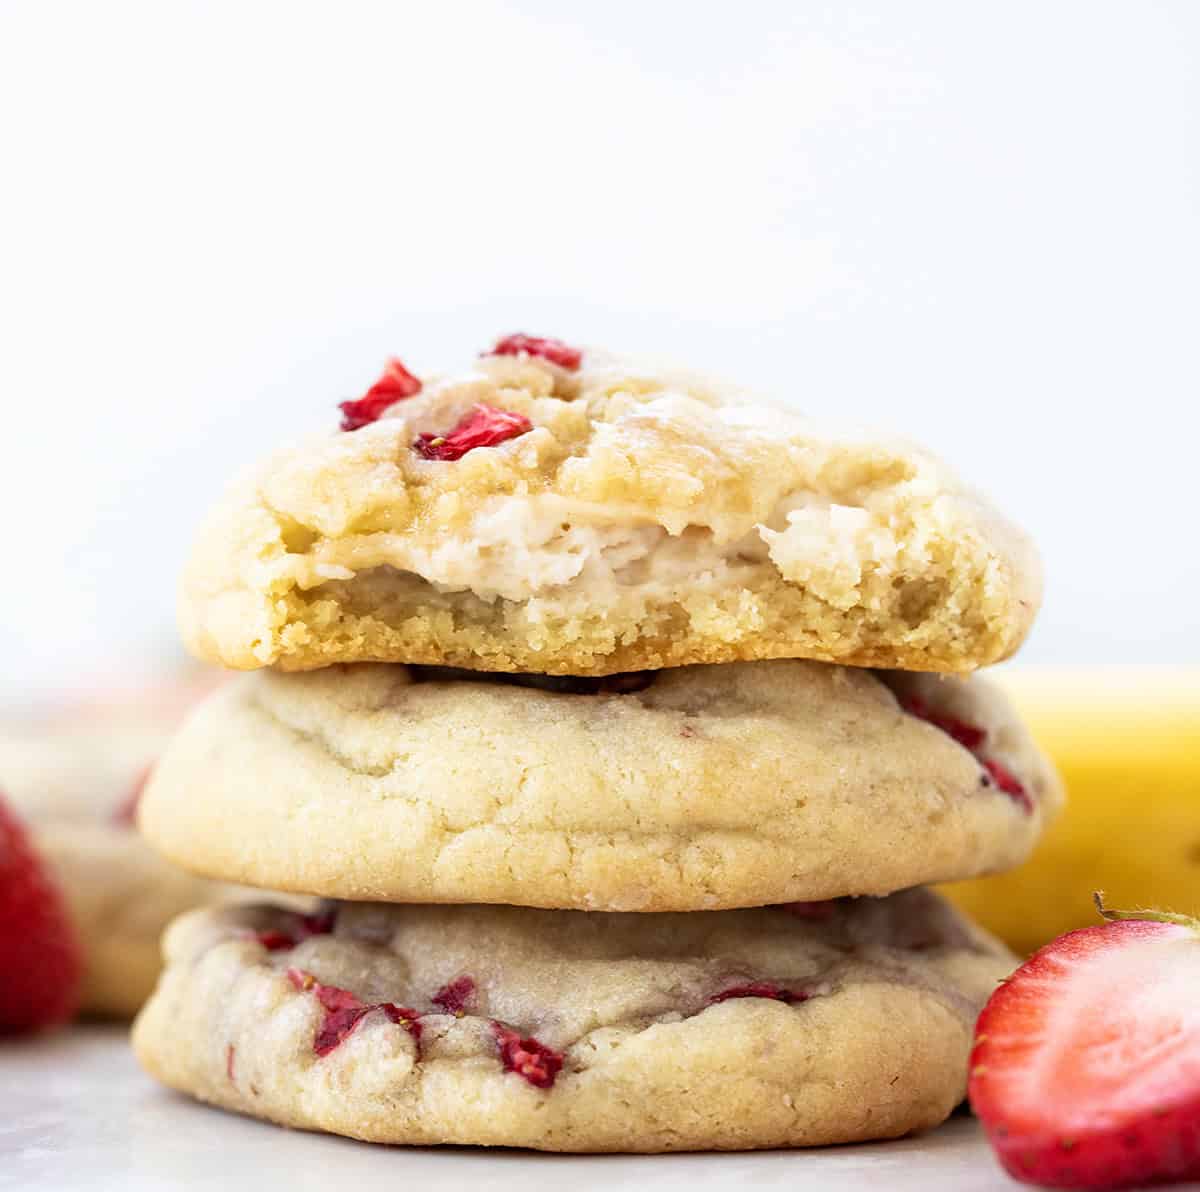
[901,693,1032,814]
[487,334,582,371]
[709,981,809,1006]
[901,695,987,750]
[492,1022,563,1089]
[381,1004,423,1038]
[253,930,297,952]
[982,759,1033,813]
[413,404,532,461]
[251,907,336,953]
[431,975,476,1015]
[339,357,422,431]
[287,969,421,1056]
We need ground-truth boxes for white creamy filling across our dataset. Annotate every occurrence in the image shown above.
[286,492,901,605]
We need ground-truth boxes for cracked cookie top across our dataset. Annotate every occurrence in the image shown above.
[138,659,1063,910]
[179,340,1040,676]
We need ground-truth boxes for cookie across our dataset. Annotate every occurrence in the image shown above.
[32,823,236,1018]
[132,889,1014,1152]
[179,343,1040,676]
[0,683,262,1018]
[138,660,1062,910]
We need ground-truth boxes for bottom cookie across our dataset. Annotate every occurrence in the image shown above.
[133,890,1013,1152]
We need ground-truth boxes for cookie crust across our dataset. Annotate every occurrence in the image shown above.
[179,351,1040,676]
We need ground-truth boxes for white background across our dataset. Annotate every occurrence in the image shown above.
[1,0,1197,700]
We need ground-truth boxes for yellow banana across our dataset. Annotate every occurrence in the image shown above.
[942,667,1200,954]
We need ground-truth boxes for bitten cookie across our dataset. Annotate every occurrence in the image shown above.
[179,338,1040,676]
[133,889,1015,1152]
[138,660,1062,911]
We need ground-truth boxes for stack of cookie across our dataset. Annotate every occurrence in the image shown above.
[133,336,1061,1153]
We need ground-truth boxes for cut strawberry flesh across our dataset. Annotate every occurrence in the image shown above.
[339,357,422,431]
[413,404,532,461]
[487,333,582,371]
[709,981,808,1005]
[492,1022,563,1089]
[971,919,1200,1189]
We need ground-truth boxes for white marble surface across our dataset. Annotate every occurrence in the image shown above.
[0,1025,1023,1191]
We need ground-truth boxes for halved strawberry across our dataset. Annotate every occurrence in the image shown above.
[970,899,1200,1189]
[0,793,83,1032]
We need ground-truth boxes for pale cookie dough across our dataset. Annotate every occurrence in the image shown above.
[138,660,1062,911]
[179,347,1040,676]
[0,682,265,1018]
[133,890,1016,1152]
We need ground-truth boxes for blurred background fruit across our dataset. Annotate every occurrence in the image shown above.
[943,667,1200,954]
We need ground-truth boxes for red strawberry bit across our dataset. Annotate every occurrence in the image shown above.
[487,333,582,371]
[901,695,987,750]
[339,357,422,431]
[901,693,1031,813]
[432,975,476,1015]
[0,794,82,1033]
[287,969,421,1056]
[983,758,1034,813]
[491,1022,563,1089]
[970,902,1200,1190]
[251,907,336,952]
[381,1004,422,1036]
[413,403,532,461]
[253,930,297,952]
[709,981,809,1006]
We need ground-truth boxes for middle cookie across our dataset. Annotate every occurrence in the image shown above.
[139,660,1062,912]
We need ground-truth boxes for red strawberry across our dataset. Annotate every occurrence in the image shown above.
[413,403,532,461]
[491,1022,563,1089]
[970,898,1200,1189]
[486,333,582,371]
[0,794,82,1032]
[339,357,422,431]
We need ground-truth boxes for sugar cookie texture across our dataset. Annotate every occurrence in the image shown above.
[180,350,1040,677]
[138,660,1062,911]
[133,891,1015,1152]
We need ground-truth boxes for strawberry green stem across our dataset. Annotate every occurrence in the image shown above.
[1093,891,1200,930]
